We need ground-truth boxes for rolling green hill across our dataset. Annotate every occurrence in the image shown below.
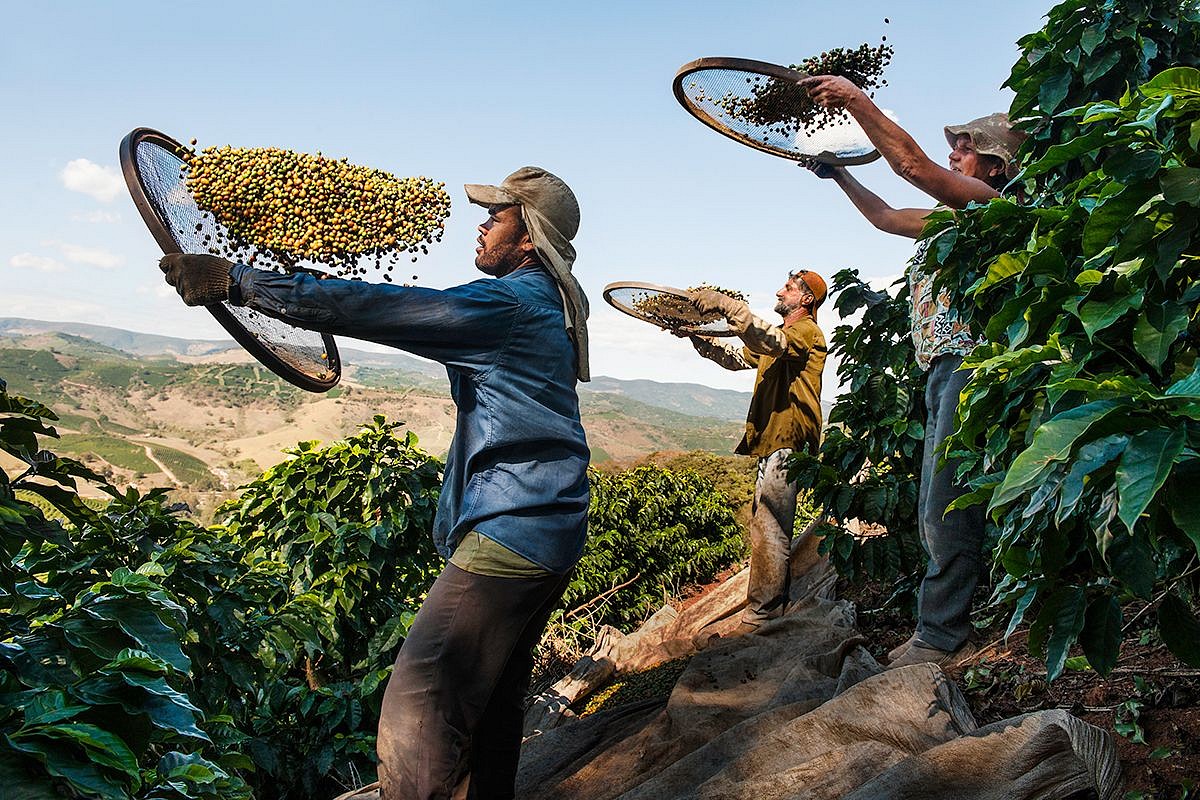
[1,317,759,421]
[0,322,757,517]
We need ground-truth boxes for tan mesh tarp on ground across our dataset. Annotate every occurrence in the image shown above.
[518,532,1120,800]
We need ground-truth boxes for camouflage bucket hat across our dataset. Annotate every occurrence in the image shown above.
[944,112,1027,179]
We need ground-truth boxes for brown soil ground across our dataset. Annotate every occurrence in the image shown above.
[841,578,1200,799]
[676,561,749,612]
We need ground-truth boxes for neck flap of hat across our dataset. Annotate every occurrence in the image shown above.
[503,177,590,382]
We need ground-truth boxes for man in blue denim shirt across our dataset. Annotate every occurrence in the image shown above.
[161,167,590,800]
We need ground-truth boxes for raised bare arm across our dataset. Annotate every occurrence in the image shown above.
[807,163,930,239]
[799,75,999,209]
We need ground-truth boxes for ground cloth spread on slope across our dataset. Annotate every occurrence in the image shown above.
[516,532,1120,800]
[335,531,1120,799]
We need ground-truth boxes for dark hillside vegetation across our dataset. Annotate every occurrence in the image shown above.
[0,382,747,798]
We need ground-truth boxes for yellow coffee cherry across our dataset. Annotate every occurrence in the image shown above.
[184,144,451,277]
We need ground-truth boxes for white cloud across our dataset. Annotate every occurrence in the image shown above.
[51,242,124,269]
[135,283,177,299]
[0,293,104,320]
[9,253,65,273]
[59,158,124,203]
[70,209,122,224]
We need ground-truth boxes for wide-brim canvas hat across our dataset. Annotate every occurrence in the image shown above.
[466,167,590,381]
[944,112,1027,179]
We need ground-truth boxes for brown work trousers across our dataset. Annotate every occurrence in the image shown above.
[376,563,571,800]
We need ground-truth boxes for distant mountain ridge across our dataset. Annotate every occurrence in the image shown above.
[583,376,753,423]
[0,317,236,358]
[0,317,446,377]
[0,317,753,422]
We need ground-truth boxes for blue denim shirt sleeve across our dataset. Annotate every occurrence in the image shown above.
[230,264,518,370]
[230,262,589,573]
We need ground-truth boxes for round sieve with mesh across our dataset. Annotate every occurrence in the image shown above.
[119,128,340,392]
[673,57,881,167]
[603,281,738,336]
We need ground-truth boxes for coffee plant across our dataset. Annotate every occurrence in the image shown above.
[566,465,746,631]
[207,416,443,797]
[793,1,1200,681]
[214,417,441,682]
[2,375,753,797]
[926,0,1200,680]
[0,385,253,799]
[0,389,445,798]
[790,269,927,607]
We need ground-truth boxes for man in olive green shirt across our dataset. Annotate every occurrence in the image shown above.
[688,270,828,631]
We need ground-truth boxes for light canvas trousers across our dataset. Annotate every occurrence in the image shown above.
[742,448,799,626]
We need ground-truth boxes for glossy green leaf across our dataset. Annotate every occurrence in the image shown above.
[22,691,88,726]
[1039,68,1072,113]
[1154,214,1198,279]
[1103,150,1163,184]
[1167,361,1200,396]
[6,732,129,800]
[1158,592,1200,667]
[28,723,138,780]
[1133,303,1190,368]
[1056,434,1129,527]
[1167,461,1200,555]
[1082,100,1124,122]
[1078,294,1143,338]
[76,673,209,741]
[1063,655,1093,672]
[1123,93,1174,133]
[1107,532,1156,599]
[1084,48,1122,85]
[1083,182,1158,257]
[1115,426,1185,532]
[991,400,1123,509]
[1080,594,1122,675]
[1028,589,1063,660]
[1162,166,1200,204]
[107,648,170,674]
[1142,66,1200,95]
[1079,24,1106,56]
[1018,129,1108,179]
[980,253,1028,290]
[85,600,190,672]
[1046,586,1087,681]
[1005,585,1038,640]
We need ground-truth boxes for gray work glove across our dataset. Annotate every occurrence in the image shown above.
[689,288,752,333]
[159,254,234,306]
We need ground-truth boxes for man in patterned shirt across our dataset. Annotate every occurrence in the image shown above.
[800,74,1024,668]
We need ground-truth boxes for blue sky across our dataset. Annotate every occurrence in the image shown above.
[1,1,1049,395]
